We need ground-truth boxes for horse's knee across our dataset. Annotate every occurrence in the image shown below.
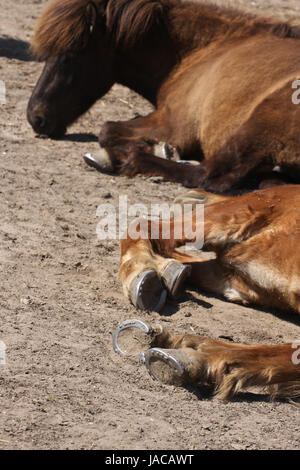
[99,121,125,147]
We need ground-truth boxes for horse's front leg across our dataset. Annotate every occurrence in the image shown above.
[119,151,207,187]
[83,112,205,186]
[85,111,174,171]
[91,141,207,187]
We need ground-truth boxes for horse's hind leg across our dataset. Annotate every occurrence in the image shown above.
[119,239,247,311]
[160,253,260,307]
[143,326,300,401]
[120,188,280,311]
[119,213,252,311]
[118,193,224,311]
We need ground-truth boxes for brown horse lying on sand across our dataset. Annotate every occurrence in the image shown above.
[117,185,300,400]
[27,0,300,192]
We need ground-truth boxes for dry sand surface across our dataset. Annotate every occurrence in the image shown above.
[1,0,300,450]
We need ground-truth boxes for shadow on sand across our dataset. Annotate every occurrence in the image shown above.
[0,36,35,61]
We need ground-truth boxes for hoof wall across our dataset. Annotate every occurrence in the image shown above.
[145,348,186,386]
[129,270,167,312]
[161,262,191,298]
[83,149,114,173]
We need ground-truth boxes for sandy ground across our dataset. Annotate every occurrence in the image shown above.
[1,0,300,451]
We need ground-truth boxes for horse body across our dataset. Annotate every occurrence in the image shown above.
[159,34,300,158]
[28,0,300,191]
[119,185,300,399]
[27,1,300,400]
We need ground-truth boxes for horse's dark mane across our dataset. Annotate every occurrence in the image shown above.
[31,0,300,59]
[106,0,170,46]
[31,0,92,59]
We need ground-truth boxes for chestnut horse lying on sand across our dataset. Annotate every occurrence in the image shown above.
[117,185,300,400]
[27,0,300,192]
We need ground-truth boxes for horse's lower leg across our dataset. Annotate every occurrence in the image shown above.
[85,145,204,186]
[118,199,231,311]
[120,152,204,186]
[119,211,248,310]
[148,327,300,400]
[162,255,261,306]
[82,111,206,186]
[91,112,267,191]
[92,111,184,172]
[119,236,193,311]
[99,112,173,148]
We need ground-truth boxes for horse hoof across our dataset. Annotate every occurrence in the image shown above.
[161,262,191,299]
[83,149,114,173]
[153,142,180,161]
[129,270,167,312]
[113,319,151,362]
[145,348,187,386]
